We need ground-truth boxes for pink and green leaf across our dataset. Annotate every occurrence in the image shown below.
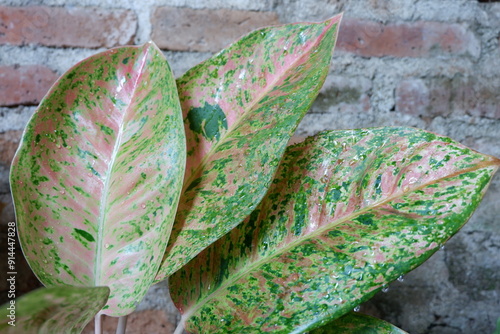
[156,14,343,280]
[10,42,185,316]
[170,127,500,333]
[310,312,408,334]
[0,286,109,334]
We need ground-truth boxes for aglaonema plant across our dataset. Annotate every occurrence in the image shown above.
[2,13,499,334]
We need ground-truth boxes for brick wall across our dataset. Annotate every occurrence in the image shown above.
[1,1,500,333]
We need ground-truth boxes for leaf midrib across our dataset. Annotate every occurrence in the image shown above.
[180,159,499,323]
[93,46,149,286]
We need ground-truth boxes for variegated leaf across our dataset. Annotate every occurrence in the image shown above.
[309,312,408,333]
[10,42,185,316]
[0,286,109,334]
[170,127,500,333]
[156,15,342,280]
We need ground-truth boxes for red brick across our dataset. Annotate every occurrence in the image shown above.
[396,76,500,120]
[151,7,279,52]
[396,79,430,116]
[0,130,23,166]
[0,65,58,106]
[452,79,500,119]
[337,18,480,58]
[0,6,137,48]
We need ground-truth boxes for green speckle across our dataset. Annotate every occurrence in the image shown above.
[374,174,382,195]
[410,154,423,162]
[99,123,114,136]
[42,237,53,245]
[73,186,89,197]
[187,102,228,141]
[48,159,62,172]
[73,228,95,242]
[186,177,202,192]
[122,57,130,64]
[356,213,375,226]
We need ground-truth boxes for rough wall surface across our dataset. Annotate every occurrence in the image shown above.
[0,0,499,333]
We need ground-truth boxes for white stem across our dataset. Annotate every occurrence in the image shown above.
[95,314,103,334]
[116,315,128,334]
[173,321,185,334]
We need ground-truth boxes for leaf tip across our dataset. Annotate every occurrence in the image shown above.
[323,12,344,28]
[141,40,165,57]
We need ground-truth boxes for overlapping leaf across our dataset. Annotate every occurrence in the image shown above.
[309,312,408,333]
[0,286,109,334]
[155,15,342,280]
[170,127,500,333]
[10,42,185,316]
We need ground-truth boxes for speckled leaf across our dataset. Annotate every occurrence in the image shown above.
[0,286,109,334]
[309,312,408,334]
[156,15,342,280]
[170,127,500,333]
[10,42,186,316]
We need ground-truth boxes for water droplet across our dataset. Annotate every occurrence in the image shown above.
[397,275,404,282]
[104,244,110,249]
[141,203,146,209]
[382,285,389,293]
[60,190,65,195]
[440,244,446,251]
[353,305,361,312]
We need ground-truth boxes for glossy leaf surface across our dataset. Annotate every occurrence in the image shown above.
[170,127,500,333]
[0,286,109,334]
[155,15,342,280]
[10,42,185,316]
[309,312,408,333]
